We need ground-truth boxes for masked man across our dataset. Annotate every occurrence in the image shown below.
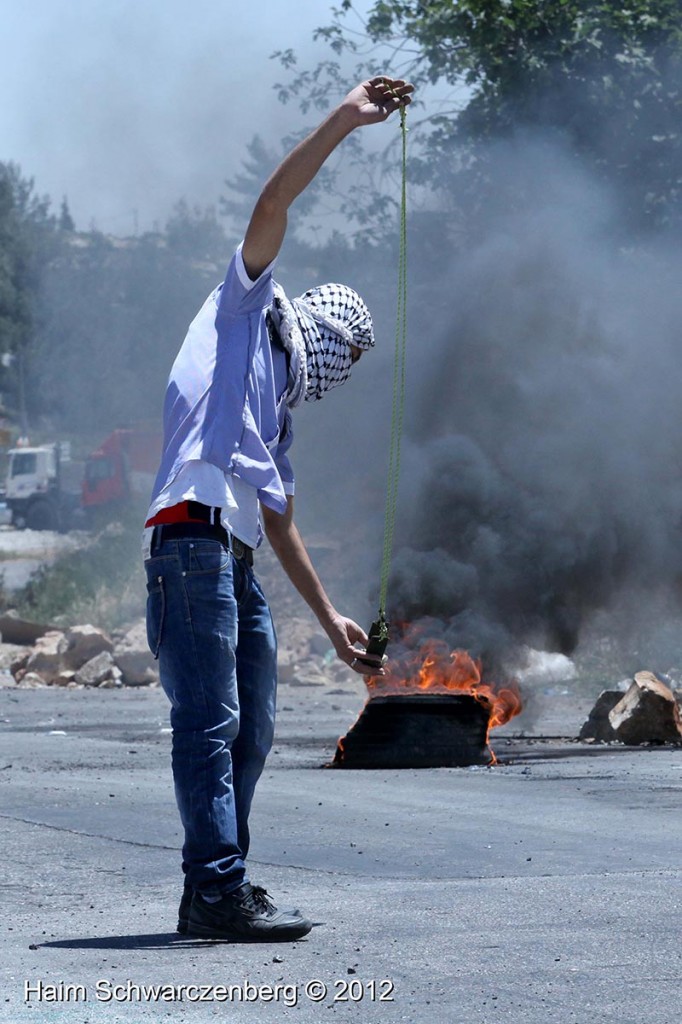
[144,76,412,941]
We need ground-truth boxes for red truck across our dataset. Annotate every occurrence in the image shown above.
[82,429,161,518]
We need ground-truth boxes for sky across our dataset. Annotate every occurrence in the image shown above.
[0,0,378,234]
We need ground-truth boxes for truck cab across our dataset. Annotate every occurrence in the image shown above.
[5,445,62,530]
[82,429,159,519]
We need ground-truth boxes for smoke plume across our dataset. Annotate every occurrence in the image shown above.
[379,135,682,673]
[290,126,682,681]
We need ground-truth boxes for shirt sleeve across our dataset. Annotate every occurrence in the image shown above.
[216,242,277,318]
[274,410,295,496]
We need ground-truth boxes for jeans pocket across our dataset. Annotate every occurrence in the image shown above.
[146,575,166,658]
[187,540,230,575]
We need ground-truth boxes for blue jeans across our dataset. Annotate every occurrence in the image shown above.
[145,533,277,897]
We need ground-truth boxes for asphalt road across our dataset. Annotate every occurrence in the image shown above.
[1,683,680,1024]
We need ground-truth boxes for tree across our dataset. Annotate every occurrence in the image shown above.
[219,133,363,246]
[27,227,218,434]
[0,163,60,431]
[59,197,75,233]
[165,199,227,261]
[277,0,682,232]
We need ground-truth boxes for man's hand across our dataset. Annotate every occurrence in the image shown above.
[340,76,414,128]
[325,613,386,677]
[263,499,385,677]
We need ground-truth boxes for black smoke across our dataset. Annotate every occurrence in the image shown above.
[378,135,682,672]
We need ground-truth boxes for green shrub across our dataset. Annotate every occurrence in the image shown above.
[13,508,145,630]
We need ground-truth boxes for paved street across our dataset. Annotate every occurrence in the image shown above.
[1,682,680,1023]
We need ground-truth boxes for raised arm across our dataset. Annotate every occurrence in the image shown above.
[241,76,412,281]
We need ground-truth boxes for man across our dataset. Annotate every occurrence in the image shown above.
[144,76,413,942]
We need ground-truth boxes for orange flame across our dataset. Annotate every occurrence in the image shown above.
[367,640,523,761]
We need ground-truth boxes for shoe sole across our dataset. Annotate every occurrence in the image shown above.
[187,919,313,942]
[178,910,302,936]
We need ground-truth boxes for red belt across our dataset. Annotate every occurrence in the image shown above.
[145,500,220,528]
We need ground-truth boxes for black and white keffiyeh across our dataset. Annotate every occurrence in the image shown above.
[270,282,374,406]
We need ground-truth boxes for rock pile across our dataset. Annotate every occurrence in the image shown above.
[580,670,682,745]
[2,622,158,689]
[0,610,360,692]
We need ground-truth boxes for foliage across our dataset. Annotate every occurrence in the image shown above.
[13,507,146,629]
[0,164,62,426]
[165,199,226,260]
[220,135,296,235]
[16,201,230,435]
[0,169,236,437]
[58,198,75,233]
[275,0,682,232]
[219,132,370,245]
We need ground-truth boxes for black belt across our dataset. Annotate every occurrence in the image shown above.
[150,521,253,565]
[185,500,220,524]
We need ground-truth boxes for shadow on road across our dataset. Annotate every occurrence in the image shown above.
[40,931,316,949]
[41,933,205,950]
[496,741,679,764]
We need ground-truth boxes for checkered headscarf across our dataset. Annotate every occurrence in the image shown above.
[271,283,374,406]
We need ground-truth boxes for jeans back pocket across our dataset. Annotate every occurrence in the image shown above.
[146,575,166,658]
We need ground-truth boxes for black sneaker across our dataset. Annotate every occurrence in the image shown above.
[177,880,302,935]
[187,883,312,941]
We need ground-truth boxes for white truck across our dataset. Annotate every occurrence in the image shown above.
[4,443,80,531]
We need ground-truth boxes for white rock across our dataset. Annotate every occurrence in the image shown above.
[610,672,682,745]
[74,650,116,687]
[25,631,67,684]
[114,621,157,686]
[16,672,48,689]
[62,624,113,671]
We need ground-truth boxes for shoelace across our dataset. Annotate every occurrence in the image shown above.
[245,885,276,915]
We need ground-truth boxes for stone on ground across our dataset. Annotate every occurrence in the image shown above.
[62,624,113,670]
[74,650,117,687]
[579,690,622,742]
[24,630,67,684]
[113,621,157,686]
[609,671,682,745]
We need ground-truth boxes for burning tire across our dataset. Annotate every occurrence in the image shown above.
[334,693,493,768]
